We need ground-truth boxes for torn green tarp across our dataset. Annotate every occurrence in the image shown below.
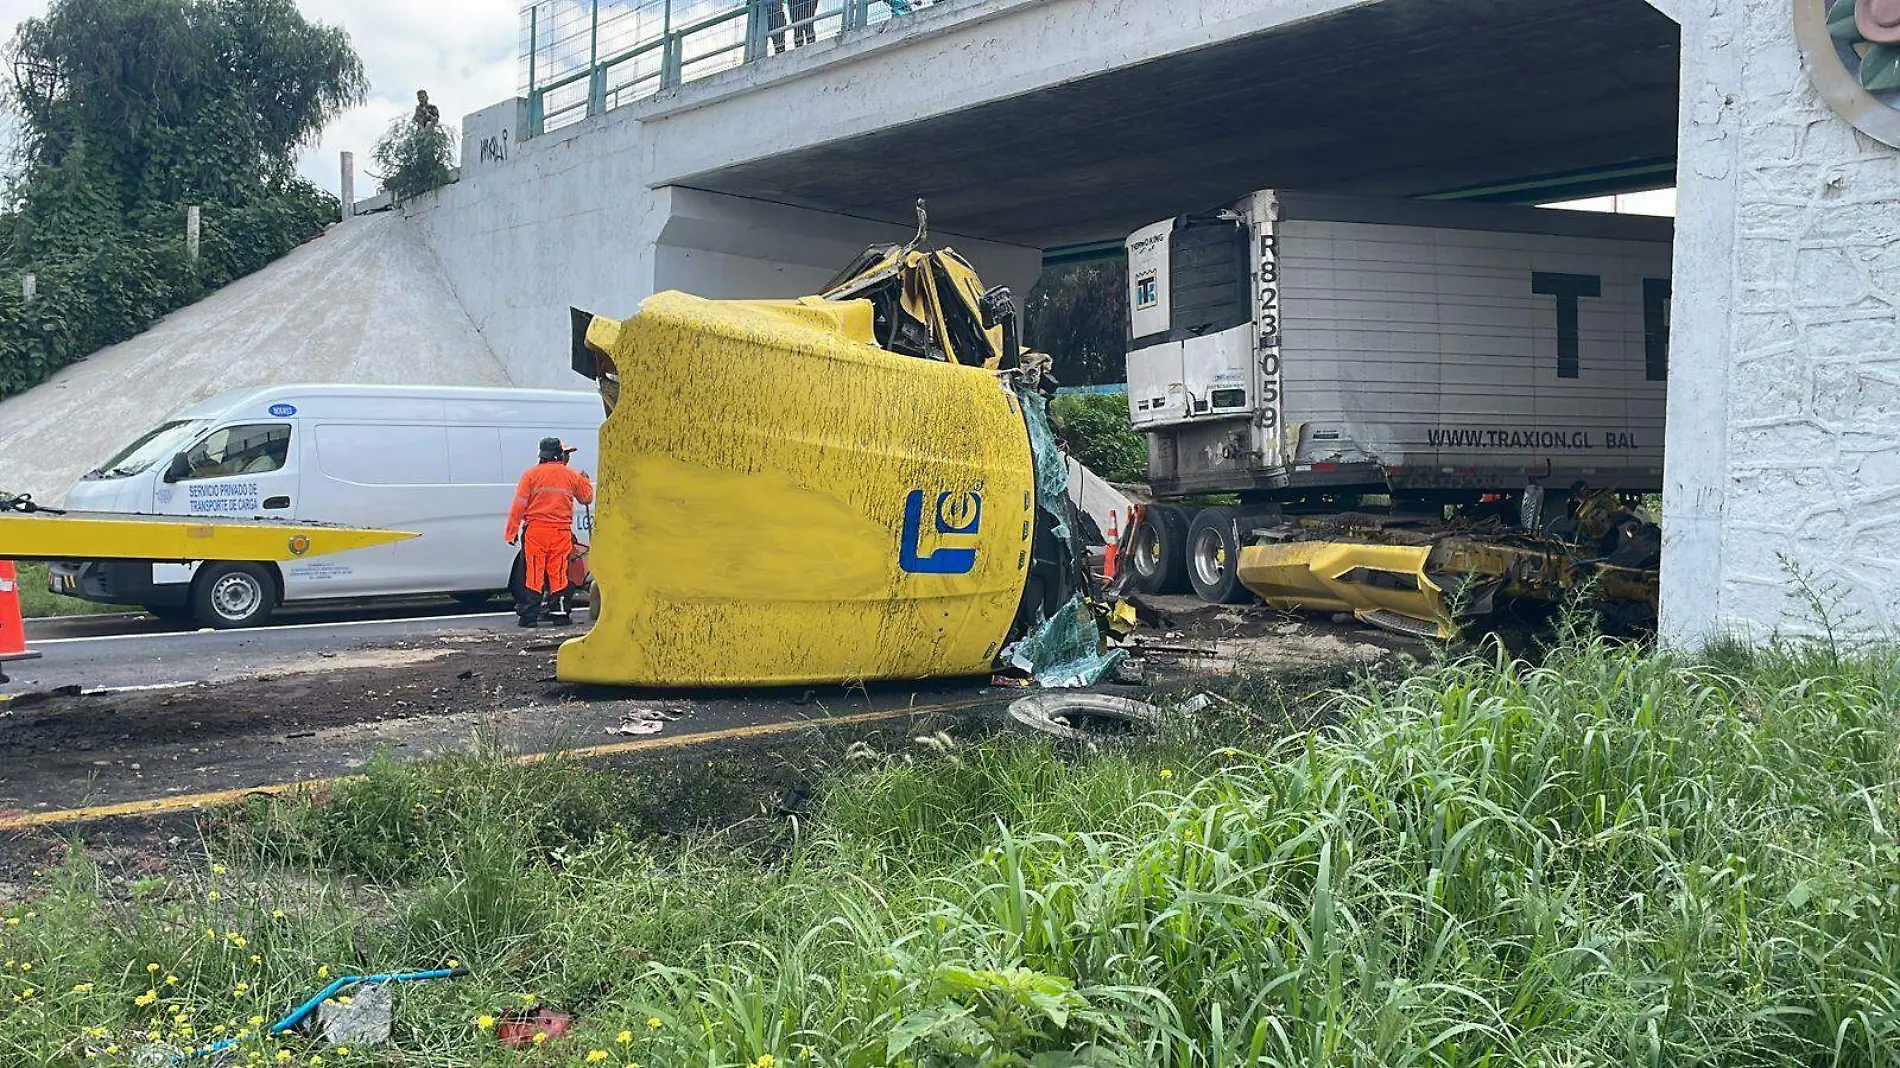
[1019,389,1071,543]
[1010,595,1125,688]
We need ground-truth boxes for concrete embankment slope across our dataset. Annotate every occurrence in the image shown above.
[0,213,512,503]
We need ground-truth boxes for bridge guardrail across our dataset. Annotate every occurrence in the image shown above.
[520,0,933,138]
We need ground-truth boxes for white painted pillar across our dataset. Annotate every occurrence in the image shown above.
[1662,0,1900,641]
[20,274,35,304]
[185,206,201,263]
[341,151,356,218]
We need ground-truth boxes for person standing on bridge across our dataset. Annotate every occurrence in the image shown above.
[789,0,817,46]
[505,438,593,628]
[764,0,789,54]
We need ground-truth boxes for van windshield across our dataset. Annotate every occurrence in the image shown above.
[86,420,208,480]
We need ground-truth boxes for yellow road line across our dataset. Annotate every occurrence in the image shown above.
[0,696,998,832]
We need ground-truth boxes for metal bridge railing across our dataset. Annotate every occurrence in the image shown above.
[519,0,933,138]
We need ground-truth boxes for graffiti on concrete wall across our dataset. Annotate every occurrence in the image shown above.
[479,129,511,165]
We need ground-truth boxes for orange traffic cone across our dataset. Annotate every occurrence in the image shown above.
[1103,509,1120,581]
[0,560,42,683]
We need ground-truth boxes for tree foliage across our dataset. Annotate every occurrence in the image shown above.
[370,117,456,203]
[0,0,366,399]
[1024,259,1127,387]
[1050,393,1147,485]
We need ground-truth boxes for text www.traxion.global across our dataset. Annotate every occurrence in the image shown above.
[1427,428,1643,450]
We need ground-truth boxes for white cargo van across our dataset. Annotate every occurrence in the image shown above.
[49,385,602,627]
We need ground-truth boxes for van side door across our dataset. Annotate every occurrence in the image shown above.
[292,421,451,598]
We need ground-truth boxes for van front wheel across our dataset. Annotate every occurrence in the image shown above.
[192,563,277,629]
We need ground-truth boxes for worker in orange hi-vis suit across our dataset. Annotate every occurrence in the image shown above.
[505,437,594,628]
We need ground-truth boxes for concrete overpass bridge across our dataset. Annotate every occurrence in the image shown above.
[402,0,1900,642]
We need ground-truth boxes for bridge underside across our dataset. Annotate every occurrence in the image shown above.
[675,0,1681,248]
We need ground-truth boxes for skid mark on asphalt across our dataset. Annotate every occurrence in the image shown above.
[0,696,999,831]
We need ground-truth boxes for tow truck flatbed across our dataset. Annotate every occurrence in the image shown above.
[0,510,417,562]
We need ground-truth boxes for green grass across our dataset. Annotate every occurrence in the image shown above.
[14,562,120,619]
[2,637,1897,1066]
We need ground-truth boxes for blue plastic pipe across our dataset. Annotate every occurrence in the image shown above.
[183,966,469,1060]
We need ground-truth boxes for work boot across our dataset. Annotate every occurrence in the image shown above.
[517,593,543,628]
[546,588,573,626]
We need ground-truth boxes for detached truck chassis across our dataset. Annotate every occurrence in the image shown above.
[1120,191,1674,635]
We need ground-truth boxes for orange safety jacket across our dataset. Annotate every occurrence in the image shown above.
[505,461,594,541]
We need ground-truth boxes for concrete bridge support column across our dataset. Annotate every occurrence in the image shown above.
[1663,0,1900,641]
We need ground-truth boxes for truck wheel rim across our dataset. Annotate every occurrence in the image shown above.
[1191,528,1228,589]
[1133,533,1162,576]
[211,573,262,620]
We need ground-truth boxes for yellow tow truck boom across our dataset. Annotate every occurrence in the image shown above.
[0,506,417,563]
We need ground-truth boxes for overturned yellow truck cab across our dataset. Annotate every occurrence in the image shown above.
[558,236,1085,688]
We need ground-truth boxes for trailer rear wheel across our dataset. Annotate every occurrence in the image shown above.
[1186,506,1252,604]
[1127,504,1190,595]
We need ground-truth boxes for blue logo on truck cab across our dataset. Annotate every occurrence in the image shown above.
[899,490,982,575]
[268,403,297,417]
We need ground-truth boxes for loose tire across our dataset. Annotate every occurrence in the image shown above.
[1126,504,1190,595]
[191,563,276,629]
[1186,506,1252,604]
[1007,693,1162,742]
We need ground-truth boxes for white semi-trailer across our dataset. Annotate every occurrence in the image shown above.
[1121,191,1674,606]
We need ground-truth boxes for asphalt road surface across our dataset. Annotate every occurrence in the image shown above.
[12,605,522,692]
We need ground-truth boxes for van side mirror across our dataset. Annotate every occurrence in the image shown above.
[163,454,190,484]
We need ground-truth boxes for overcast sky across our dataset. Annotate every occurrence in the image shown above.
[0,0,522,196]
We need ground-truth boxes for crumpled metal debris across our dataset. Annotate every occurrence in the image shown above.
[606,705,685,736]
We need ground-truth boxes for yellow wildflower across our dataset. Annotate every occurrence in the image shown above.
[251,956,262,965]
[165,975,179,986]
[586,1052,609,1064]
[316,967,329,980]
[135,990,159,1007]
[271,910,285,920]
[72,983,94,993]
[1159,768,1173,779]
[208,891,220,901]
[475,1015,495,1030]
[277,1053,291,1064]
[647,1017,663,1030]
[753,1055,777,1068]
[147,964,161,973]
[18,987,35,998]
[234,983,249,994]
[250,1016,266,1027]
[212,864,227,875]
[616,1030,632,1044]
[17,961,29,971]
[3,918,16,927]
